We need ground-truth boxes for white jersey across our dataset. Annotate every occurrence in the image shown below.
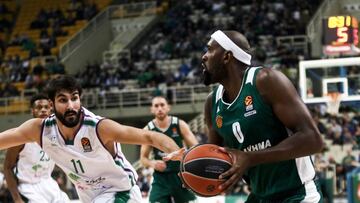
[41,108,138,203]
[16,142,55,184]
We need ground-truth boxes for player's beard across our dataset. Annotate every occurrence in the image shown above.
[202,69,212,86]
[55,108,81,128]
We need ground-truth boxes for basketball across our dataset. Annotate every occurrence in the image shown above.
[179,144,233,197]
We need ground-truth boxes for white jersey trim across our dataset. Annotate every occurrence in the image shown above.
[300,180,321,203]
[295,156,316,184]
[245,67,260,85]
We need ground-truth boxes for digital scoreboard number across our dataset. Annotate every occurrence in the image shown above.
[322,15,359,55]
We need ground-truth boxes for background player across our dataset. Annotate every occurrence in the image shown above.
[140,95,198,203]
[4,94,69,203]
[0,75,180,203]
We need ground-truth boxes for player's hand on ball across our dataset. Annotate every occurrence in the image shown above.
[218,147,250,194]
[152,160,167,172]
[162,147,186,161]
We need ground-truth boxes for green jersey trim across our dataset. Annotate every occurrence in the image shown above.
[115,160,135,186]
[83,120,96,127]
[114,190,131,203]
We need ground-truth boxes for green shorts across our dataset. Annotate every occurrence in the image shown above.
[245,180,323,203]
[149,172,196,203]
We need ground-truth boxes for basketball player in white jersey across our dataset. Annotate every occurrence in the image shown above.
[4,94,70,203]
[0,75,180,203]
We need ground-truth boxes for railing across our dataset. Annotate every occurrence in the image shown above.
[0,96,32,115]
[60,2,158,59]
[81,84,215,109]
[59,7,109,59]
[108,1,158,19]
[276,35,309,55]
[0,85,215,115]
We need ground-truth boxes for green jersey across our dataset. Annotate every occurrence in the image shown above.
[147,116,184,173]
[211,67,316,199]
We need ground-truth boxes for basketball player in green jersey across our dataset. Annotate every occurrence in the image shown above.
[166,30,324,202]
[140,96,198,203]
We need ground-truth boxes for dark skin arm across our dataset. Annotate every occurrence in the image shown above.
[3,145,25,203]
[210,68,324,192]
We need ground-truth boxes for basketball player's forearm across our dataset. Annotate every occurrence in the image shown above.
[0,129,32,150]
[151,132,179,153]
[246,131,323,167]
[4,171,22,201]
[158,139,179,153]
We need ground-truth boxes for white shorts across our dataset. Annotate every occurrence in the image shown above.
[18,178,70,203]
[92,185,142,203]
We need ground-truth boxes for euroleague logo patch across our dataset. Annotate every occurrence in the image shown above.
[216,115,223,128]
[244,96,253,106]
[172,127,179,137]
[81,137,92,152]
[244,95,257,117]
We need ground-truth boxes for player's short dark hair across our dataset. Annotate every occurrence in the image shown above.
[45,75,82,102]
[152,95,169,104]
[30,93,49,108]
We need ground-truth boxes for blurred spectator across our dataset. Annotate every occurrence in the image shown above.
[313,113,327,135]
[0,3,9,14]
[1,82,20,97]
[342,149,357,176]
[328,116,343,145]
[136,168,152,198]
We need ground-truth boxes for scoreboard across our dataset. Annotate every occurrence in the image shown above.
[322,15,360,55]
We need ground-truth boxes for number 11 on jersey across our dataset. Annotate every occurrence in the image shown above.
[71,159,85,173]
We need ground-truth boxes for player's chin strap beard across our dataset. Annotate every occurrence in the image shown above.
[211,30,252,66]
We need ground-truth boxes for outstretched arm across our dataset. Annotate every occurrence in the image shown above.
[0,119,42,150]
[3,145,25,203]
[98,119,180,153]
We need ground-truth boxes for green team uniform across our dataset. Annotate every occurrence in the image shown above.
[147,116,196,203]
[211,67,322,202]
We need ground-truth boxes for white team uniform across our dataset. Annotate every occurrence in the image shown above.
[41,107,141,203]
[15,142,69,202]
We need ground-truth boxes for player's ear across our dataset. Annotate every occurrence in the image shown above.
[223,51,232,64]
[48,99,54,112]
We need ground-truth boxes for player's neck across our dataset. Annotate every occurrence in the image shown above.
[154,116,170,131]
[56,117,83,140]
[222,70,244,103]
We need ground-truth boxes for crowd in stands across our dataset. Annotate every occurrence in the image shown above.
[3,0,360,201]
[75,0,321,91]
[0,0,100,97]
[1,0,324,99]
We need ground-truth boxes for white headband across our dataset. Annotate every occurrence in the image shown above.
[211,30,251,65]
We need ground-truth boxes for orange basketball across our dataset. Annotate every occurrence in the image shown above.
[179,144,232,197]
